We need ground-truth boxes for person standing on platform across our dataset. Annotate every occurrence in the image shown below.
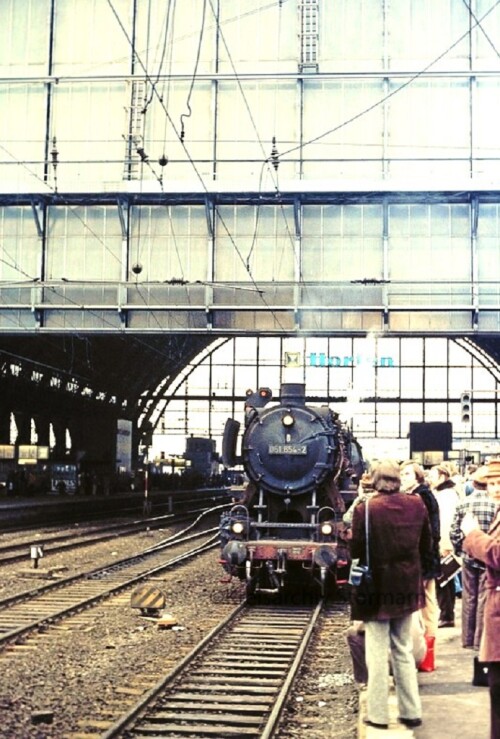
[428,463,460,627]
[400,460,441,663]
[461,458,500,739]
[450,466,497,649]
[350,459,433,730]
[345,612,427,688]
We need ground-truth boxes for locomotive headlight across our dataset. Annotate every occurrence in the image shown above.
[232,521,245,535]
[282,413,294,427]
[320,522,333,536]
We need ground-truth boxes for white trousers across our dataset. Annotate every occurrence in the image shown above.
[421,577,439,638]
[365,615,422,725]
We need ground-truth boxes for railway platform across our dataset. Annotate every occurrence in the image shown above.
[0,489,157,526]
[0,486,228,529]
[358,613,490,739]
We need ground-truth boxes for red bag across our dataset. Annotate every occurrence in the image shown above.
[418,635,435,672]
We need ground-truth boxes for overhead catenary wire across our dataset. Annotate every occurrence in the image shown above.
[0,6,300,435]
[0,140,203,378]
[462,0,500,59]
[179,0,207,143]
[1,2,499,357]
[280,0,500,161]
[106,0,288,329]
[204,0,302,330]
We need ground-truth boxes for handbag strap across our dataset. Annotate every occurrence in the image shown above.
[365,497,370,568]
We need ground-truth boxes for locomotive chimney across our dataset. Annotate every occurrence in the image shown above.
[280,383,306,406]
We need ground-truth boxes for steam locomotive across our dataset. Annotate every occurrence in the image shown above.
[220,383,364,597]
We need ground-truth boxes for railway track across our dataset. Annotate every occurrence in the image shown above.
[101,601,322,739]
[0,527,219,646]
[0,501,229,566]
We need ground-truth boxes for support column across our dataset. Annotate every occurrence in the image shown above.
[0,408,11,444]
[51,419,68,459]
[33,415,50,447]
[14,411,31,445]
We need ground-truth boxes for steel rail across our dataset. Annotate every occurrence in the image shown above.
[0,531,219,646]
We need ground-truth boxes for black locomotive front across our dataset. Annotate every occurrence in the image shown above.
[220,383,361,596]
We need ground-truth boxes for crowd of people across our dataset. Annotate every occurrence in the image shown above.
[344,456,500,737]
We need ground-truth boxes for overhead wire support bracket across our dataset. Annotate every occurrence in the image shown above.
[293,198,301,240]
[30,199,44,238]
[204,196,214,238]
[116,197,128,240]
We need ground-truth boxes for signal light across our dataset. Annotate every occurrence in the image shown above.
[461,392,472,423]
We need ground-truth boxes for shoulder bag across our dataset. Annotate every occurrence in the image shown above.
[349,498,378,609]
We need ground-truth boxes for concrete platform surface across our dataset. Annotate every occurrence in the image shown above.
[414,619,489,739]
[359,614,490,739]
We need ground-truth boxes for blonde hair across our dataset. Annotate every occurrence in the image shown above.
[441,461,458,477]
[431,463,450,480]
[400,460,425,484]
[359,472,374,491]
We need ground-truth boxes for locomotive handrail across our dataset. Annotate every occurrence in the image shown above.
[228,503,250,520]
[318,505,336,522]
[297,430,331,443]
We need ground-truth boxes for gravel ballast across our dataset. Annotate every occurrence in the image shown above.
[0,528,359,738]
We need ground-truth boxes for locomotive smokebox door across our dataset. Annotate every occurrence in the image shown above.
[130,584,166,617]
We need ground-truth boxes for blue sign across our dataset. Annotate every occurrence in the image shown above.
[308,352,394,368]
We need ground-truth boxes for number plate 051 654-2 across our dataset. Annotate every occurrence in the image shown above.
[268,444,307,455]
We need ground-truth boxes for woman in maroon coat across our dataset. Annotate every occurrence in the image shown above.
[350,459,433,729]
[461,458,500,739]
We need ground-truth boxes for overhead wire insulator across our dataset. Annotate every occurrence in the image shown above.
[270,136,279,171]
[51,137,59,166]
[50,136,59,192]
